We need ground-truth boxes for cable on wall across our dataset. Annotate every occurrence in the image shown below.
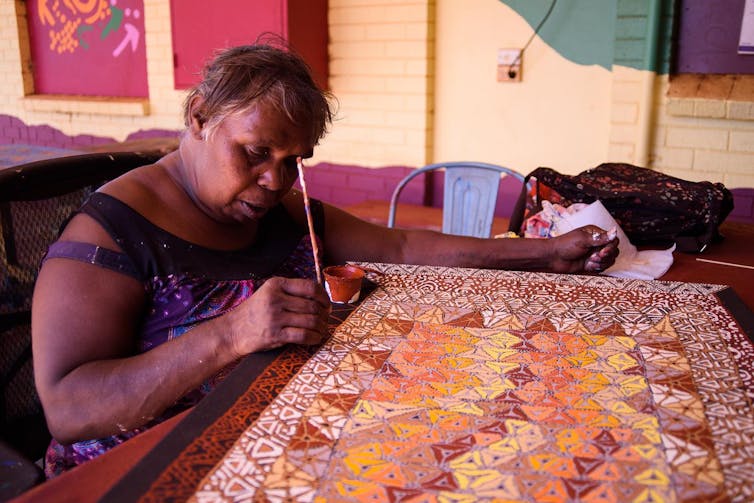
[508,0,558,79]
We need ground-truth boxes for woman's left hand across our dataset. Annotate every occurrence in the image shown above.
[548,225,619,273]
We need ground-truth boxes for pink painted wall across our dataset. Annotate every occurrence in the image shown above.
[170,0,328,90]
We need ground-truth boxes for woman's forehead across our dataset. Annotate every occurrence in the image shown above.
[223,105,313,148]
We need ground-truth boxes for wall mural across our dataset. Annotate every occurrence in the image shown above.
[28,0,148,97]
[499,0,673,74]
[500,0,616,70]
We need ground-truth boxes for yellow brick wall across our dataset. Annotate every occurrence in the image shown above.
[608,66,754,189]
[607,66,645,164]
[0,1,30,108]
[653,76,754,188]
[315,0,435,167]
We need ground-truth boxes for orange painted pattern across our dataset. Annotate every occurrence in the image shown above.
[189,264,752,502]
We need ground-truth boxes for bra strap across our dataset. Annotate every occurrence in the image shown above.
[44,241,139,278]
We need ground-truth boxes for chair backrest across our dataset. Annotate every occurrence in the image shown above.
[387,162,525,238]
[0,151,161,467]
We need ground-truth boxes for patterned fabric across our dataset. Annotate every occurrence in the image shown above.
[116,264,753,502]
[43,192,324,478]
[512,164,734,252]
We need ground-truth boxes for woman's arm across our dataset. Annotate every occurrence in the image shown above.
[282,194,617,273]
[32,213,329,444]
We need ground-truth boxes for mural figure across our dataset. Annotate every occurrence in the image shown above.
[36,0,141,58]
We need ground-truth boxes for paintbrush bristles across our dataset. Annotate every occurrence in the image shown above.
[296,157,322,284]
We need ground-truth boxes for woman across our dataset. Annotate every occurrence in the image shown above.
[32,44,618,477]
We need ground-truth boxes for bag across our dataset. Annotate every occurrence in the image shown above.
[509,163,734,253]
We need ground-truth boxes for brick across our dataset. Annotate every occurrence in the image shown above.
[384,41,427,59]
[384,75,427,94]
[332,189,373,207]
[611,80,642,103]
[384,110,426,128]
[694,150,754,175]
[303,169,345,189]
[615,16,648,39]
[329,41,386,59]
[664,167,721,184]
[339,107,386,125]
[376,143,426,165]
[329,125,375,143]
[693,99,726,118]
[729,130,754,153]
[617,0,649,16]
[329,6,387,25]
[346,171,386,191]
[337,92,388,111]
[385,4,429,23]
[729,75,754,101]
[404,128,429,146]
[698,75,735,100]
[726,172,754,190]
[727,101,754,121]
[653,147,694,169]
[613,38,645,64]
[667,74,700,98]
[330,75,389,94]
[666,127,728,149]
[666,98,694,117]
[35,126,55,141]
[331,58,405,76]
[405,59,430,76]
[400,94,431,112]
[369,126,406,144]
[404,22,430,41]
[611,103,638,123]
[329,24,367,41]
[365,23,406,41]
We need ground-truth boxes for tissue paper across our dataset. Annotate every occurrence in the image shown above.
[551,200,675,280]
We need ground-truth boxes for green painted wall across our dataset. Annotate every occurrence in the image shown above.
[500,0,675,74]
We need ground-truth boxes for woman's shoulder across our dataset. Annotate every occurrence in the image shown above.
[98,162,174,218]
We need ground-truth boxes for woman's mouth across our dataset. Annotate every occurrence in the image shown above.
[238,201,268,219]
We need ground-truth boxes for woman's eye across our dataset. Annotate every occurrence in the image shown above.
[245,147,269,162]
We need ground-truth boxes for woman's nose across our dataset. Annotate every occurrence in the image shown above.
[257,161,289,191]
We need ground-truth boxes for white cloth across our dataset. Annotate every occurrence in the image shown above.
[551,200,675,280]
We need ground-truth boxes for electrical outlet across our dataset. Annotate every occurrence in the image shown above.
[497,48,522,82]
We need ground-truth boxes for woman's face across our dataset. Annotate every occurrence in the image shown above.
[191,100,314,226]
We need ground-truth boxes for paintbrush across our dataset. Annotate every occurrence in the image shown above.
[296,157,322,284]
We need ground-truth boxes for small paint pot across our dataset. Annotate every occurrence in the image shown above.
[323,265,365,304]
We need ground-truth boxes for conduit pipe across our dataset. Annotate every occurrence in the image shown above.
[636,0,663,168]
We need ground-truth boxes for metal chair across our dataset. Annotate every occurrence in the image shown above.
[387,162,525,238]
[0,151,161,495]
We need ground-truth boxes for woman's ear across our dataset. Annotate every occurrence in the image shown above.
[188,95,207,140]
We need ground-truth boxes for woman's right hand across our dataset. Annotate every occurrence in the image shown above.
[225,276,332,357]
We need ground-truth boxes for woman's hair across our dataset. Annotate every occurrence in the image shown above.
[183,42,335,145]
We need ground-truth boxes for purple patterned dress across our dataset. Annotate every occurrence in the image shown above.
[41,192,323,477]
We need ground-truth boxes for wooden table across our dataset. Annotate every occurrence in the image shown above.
[12,203,754,502]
